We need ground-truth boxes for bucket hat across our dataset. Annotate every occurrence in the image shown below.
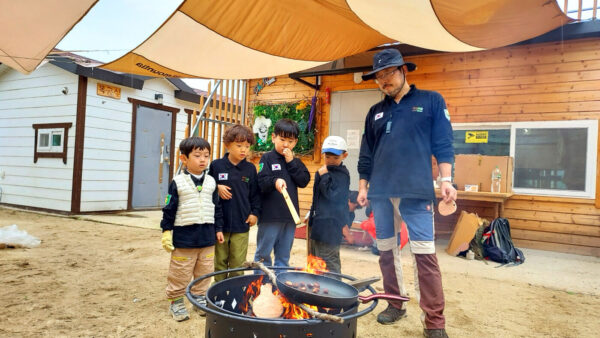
[362,48,416,81]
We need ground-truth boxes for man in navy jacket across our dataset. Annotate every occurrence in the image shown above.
[357,49,457,338]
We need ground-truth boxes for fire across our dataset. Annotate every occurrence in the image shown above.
[241,275,264,314]
[305,255,327,274]
[242,255,329,319]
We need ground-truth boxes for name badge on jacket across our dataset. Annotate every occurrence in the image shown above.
[218,173,228,180]
[272,164,281,171]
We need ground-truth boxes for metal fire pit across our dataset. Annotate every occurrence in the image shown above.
[187,266,378,338]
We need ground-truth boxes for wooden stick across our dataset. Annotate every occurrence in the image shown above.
[241,261,343,323]
[297,303,343,323]
[281,187,301,225]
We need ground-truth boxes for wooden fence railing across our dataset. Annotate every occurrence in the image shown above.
[563,0,598,20]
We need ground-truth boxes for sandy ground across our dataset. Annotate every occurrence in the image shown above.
[1,207,599,338]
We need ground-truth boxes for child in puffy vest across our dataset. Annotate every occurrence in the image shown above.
[160,137,224,321]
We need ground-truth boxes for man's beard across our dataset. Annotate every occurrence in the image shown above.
[383,85,403,98]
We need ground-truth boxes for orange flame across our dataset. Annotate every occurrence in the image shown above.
[241,275,264,314]
[243,256,329,319]
[306,255,327,274]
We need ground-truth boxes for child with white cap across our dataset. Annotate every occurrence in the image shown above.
[307,135,350,277]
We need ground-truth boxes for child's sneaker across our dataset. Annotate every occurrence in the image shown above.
[191,294,207,317]
[169,297,190,322]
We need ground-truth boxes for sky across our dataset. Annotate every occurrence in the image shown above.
[56,0,211,90]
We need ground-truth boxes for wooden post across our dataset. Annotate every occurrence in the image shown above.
[217,81,224,158]
[593,0,598,19]
[596,119,600,209]
[578,0,582,20]
[210,81,218,159]
[236,79,241,124]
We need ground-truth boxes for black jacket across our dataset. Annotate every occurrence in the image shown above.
[160,171,224,248]
[358,85,454,200]
[257,150,311,223]
[309,164,350,245]
[209,154,261,233]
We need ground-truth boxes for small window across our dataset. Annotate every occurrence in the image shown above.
[32,123,72,164]
[37,129,64,152]
[452,120,597,198]
[511,120,597,198]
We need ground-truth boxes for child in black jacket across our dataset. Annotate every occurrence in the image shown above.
[308,136,350,276]
[209,125,261,282]
[254,119,310,268]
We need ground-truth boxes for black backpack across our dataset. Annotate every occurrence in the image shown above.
[482,218,525,266]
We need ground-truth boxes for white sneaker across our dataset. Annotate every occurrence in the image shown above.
[192,294,207,317]
[169,298,190,322]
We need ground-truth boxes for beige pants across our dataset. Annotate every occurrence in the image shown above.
[165,246,215,300]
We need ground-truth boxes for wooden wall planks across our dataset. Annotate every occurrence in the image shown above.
[247,37,600,256]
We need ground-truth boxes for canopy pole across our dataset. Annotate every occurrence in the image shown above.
[176,79,223,175]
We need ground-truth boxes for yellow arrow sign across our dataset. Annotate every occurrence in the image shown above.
[465,131,488,143]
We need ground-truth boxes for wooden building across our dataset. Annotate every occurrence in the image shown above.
[0,57,230,214]
[246,22,600,257]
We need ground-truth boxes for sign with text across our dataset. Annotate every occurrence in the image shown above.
[465,130,488,143]
[97,83,121,100]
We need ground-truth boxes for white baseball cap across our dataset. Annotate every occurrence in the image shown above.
[321,136,348,155]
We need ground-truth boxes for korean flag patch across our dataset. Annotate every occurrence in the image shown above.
[374,112,384,121]
[218,173,228,180]
[272,163,281,171]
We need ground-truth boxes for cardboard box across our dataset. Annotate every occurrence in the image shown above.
[454,155,513,193]
[446,211,481,256]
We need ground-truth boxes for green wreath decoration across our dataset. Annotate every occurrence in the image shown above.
[251,101,314,154]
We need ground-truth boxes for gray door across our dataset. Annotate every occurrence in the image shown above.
[330,90,383,222]
[132,105,172,209]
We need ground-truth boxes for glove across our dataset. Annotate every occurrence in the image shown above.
[161,230,174,253]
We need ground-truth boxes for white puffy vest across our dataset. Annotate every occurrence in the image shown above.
[173,173,216,226]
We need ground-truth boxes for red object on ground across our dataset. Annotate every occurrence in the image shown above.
[360,212,408,249]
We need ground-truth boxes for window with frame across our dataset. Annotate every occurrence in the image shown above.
[452,120,598,198]
[32,123,72,164]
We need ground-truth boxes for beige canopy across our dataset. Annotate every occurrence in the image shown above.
[1,0,570,78]
[0,0,97,74]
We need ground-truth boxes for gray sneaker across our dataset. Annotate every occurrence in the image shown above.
[192,294,207,317]
[376,304,407,325]
[169,298,190,322]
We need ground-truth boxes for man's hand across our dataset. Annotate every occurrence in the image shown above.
[357,179,369,206]
[161,230,174,253]
[440,181,457,203]
[275,178,287,193]
[357,188,368,207]
[342,225,354,244]
[217,184,232,200]
[246,214,258,227]
[282,148,294,163]
[318,165,328,176]
[216,231,225,244]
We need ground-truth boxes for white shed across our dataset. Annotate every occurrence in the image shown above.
[0,57,215,213]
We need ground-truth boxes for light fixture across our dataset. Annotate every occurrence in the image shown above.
[155,93,163,104]
[61,87,69,95]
